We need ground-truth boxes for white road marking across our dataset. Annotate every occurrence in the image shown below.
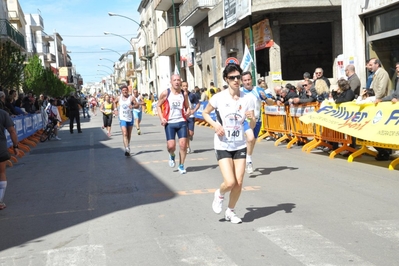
[44,245,106,266]
[354,220,399,243]
[156,233,237,266]
[258,225,374,266]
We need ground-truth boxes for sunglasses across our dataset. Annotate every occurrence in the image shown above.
[227,75,241,81]
[315,72,322,74]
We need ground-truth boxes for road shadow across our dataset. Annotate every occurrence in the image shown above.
[133,149,163,156]
[0,125,175,252]
[186,164,219,172]
[248,166,299,178]
[192,148,214,154]
[240,203,296,223]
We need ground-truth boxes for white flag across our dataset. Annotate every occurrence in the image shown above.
[240,44,253,72]
[174,64,180,75]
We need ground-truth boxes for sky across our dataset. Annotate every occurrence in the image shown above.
[19,0,142,84]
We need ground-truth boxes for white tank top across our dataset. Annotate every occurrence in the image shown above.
[119,95,133,122]
[133,95,142,111]
[166,90,186,123]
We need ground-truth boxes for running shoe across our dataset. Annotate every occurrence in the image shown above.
[178,164,186,174]
[187,147,192,154]
[225,209,242,224]
[125,147,130,157]
[212,189,224,214]
[245,162,254,174]
[137,129,141,135]
[169,154,175,168]
[55,136,61,141]
[0,201,6,210]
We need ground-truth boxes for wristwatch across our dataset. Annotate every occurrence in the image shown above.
[13,144,18,148]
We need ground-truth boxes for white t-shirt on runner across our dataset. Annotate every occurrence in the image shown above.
[209,89,254,151]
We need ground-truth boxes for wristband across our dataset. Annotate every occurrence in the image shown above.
[13,145,18,148]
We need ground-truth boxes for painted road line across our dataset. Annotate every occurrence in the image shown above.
[258,225,374,266]
[156,233,237,266]
[0,245,106,266]
[354,220,399,244]
[153,186,261,197]
[44,245,106,266]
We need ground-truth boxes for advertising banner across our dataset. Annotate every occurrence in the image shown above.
[6,113,43,147]
[299,102,399,144]
[244,19,274,51]
[194,101,216,121]
[223,0,251,29]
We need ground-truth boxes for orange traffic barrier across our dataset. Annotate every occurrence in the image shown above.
[258,104,291,146]
[286,102,319,149]
[348,140,399,170]
[302,125,357,158]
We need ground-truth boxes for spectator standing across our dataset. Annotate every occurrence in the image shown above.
[156,74,190,174]
[371,59,390,102]
[208,82,217,99]
[381,62,399,103]
[0,109,19,210]
[373,61,399,161]
[314,67,331,88]
[67,93,82,134]
[365,59,375,89]
[202,63,255,224]
[345,64,361,97]
[200,88,208,102]
[82,97,90,119]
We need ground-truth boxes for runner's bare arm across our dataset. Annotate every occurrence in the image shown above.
[156,90,168,125]
[203,103,224,137]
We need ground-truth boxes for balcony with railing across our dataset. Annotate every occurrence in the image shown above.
[157,27,182,56]
[0,19,26,49]
[179,0,217,26]
[154,0,183,11]
[46,53,56,63]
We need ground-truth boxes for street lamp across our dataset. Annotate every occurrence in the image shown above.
[103,32,135,53]
[100,58,116,64]
[108,11,154,92]
[100,47,122,56]
[108,12,149,55]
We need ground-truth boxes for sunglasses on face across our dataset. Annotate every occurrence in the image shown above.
[227,75,241,81]
[315,72,322,74]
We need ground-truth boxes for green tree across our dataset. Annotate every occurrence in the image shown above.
[0,41,26,90]
[23,55,45,95]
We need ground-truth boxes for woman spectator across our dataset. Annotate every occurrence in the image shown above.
[314,79,330,103]
[332,79,355,103]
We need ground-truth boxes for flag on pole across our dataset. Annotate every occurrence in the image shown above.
[174,64,180,75]
[240,44,253,72]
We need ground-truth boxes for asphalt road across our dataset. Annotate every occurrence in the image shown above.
[0,110,398,266]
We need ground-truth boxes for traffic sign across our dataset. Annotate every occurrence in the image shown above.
[225,57,239,66]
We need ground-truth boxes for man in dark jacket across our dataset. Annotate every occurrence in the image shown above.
[67,93,82,134]
[291,81,317,104]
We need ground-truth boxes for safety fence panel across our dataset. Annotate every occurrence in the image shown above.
[258,105,290,146]
[286,103,319,149]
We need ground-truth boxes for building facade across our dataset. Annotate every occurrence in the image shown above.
[342,0,399,89]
